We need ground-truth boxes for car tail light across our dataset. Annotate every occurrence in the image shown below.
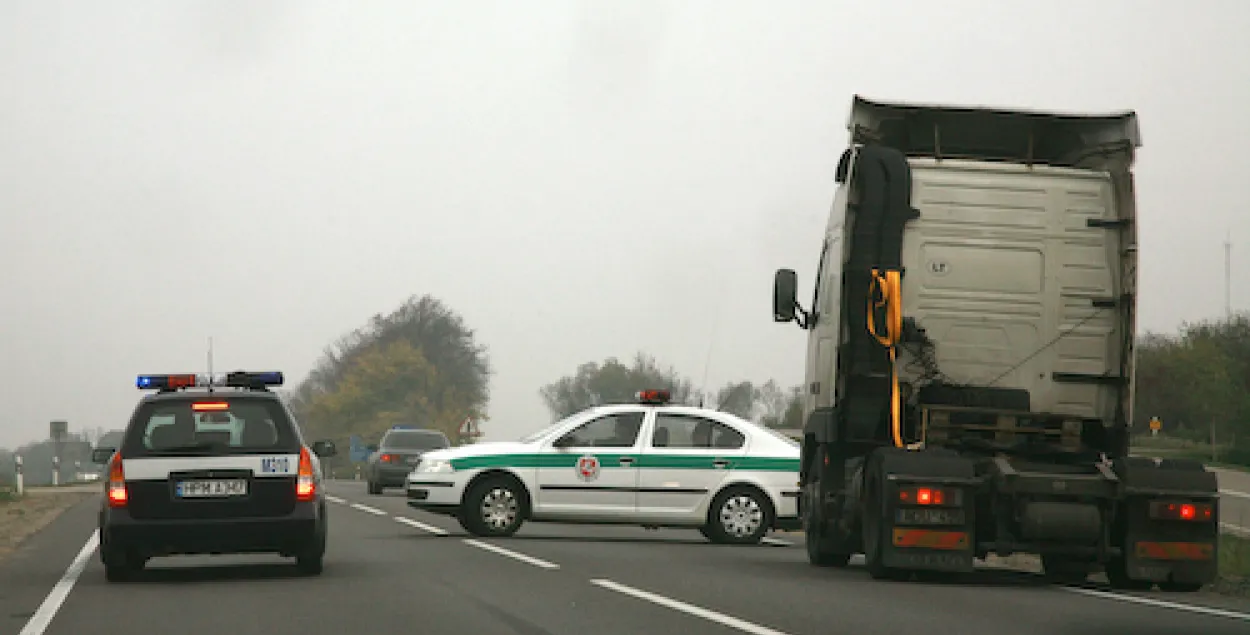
[898,485,963,507]
[107,453,127,508]
[296,446,316,502]
[380,454,394,463]
[1149,501,1214,522]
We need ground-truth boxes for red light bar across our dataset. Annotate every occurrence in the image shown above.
[636,389,671,405]
[898,485,961,507]
[191,401,230,412]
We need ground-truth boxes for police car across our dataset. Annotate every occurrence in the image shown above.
[405,390,801,544]
[92,371,338,582]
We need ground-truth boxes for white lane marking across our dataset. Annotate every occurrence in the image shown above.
[590,579,791,635]
[1220,489,1250,500]
[1063,587,1250,621]
[325,495,346,504]
[462,539,559,569]
[394,516,449,536]
[19,530,99,635]
[350,503,388,516]
[760,537,792,547]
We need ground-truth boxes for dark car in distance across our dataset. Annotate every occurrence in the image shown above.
[365,427,450,494]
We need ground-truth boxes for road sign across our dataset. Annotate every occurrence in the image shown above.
[50,420,68,441]
[1149,417,1162,436]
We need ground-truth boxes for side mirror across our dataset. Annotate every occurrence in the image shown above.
[773,268,799,323]
[312,440,337,458]
[91,447,116,464]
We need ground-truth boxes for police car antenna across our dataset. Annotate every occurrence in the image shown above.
[207,336,214,392]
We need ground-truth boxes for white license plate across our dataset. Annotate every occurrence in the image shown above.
[176,479,248,498]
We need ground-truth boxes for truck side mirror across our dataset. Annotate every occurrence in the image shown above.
[773,269,799,323]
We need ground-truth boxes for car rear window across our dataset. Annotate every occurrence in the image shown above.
[121,396,301,457]
[382,430,449,450]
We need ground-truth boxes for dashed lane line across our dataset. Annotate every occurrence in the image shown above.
[463,539,560,570]
[394,515,449,536]
[590,578,792,635]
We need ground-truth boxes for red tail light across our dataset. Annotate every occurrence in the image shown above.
[107,453,127,508]
[1149,501,1214,522]
[296,447,316,502]
[898,485,961,507]
[380,454,394,463]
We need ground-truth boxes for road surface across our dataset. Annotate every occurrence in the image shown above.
[4,480,1249,635]
[1215,468,1250,536]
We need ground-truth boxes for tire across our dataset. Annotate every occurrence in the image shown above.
[100,538,143,583]
[1106,557,1153,591]
[458,475,527,538]
[697,526,713,540]
[296,519,327,576]
[704,486,773,545]
[1159,581,1204,593]
[804,489,851,567]
[862,463,907,581]
[367,480,382,495]
[1041,555,1092,584]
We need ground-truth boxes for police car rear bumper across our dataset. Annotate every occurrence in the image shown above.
[102,501,321,556]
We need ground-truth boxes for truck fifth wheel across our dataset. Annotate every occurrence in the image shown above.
[772,95,1219,591]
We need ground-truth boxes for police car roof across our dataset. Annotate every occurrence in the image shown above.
[140,388,282,404]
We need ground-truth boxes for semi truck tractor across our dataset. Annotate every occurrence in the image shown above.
[771,95,1219,591]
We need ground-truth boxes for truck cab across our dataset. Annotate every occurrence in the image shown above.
[772,96,1219,591]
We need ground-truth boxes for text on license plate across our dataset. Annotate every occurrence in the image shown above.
[177,479,248,498]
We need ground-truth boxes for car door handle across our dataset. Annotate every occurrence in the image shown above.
[712,459,729,469]
[618,457,635,466]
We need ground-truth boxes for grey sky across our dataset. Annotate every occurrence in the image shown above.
[2,1,1248,449]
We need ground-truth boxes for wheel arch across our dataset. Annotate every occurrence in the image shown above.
[462,468,534,518]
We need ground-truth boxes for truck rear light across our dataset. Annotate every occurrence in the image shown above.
[1149,501,1214,522]
[296,446,316,502]
[380,454,395,463]
[898,485,962,507]
[107,453,127,508]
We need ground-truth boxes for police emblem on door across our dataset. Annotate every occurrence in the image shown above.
[575,455,600,481]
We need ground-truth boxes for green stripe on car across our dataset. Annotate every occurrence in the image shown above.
[449,453,799,472]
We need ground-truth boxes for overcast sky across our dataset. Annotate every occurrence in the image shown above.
[2,0,1248,449]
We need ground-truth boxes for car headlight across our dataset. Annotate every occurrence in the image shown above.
[416,459,453,474]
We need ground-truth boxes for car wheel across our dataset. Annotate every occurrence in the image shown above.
[459,476,526,537]
[704,486,772,545]
[296,522,327,576]
[367,480,382,495]
[101,539,142,583]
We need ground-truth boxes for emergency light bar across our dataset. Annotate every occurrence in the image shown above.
[136,371,284,390]
[636,389,671,405]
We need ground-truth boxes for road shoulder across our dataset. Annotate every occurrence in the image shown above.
[0,494,99,635]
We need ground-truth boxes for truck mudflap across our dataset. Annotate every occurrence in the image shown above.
[1112,458,1220,590]
[863,448,980,577]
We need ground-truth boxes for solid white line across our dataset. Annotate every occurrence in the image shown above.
[760,537,792,547]
[19,530,100,635]
[462,539,559,569]
[590,579,792,635]
[350,503,388,516]
[1063,587,1250,621]
[325,495,346,504]
[1220,489,1250,500]
[394,516,449,536]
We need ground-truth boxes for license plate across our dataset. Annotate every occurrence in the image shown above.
[176,479,248,498]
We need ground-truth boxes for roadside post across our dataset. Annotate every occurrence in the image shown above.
[1149,417,1162,438]
[14,455,23,496]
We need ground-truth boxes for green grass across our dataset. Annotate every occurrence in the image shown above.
[0,485,19,504]
[1221,534,1250,579]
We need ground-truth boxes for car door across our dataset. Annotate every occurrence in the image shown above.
[635,411,748,522]
[534,409,646,520]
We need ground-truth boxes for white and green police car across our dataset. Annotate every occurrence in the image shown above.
[406,390,801,544]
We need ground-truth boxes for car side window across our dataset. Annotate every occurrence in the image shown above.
[555,412,645,448]
[651,414,745,450]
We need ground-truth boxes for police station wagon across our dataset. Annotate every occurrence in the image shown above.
[405,390,801,544]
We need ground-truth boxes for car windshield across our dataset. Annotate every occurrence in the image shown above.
[517,414,583,444]
[383,430,449,450]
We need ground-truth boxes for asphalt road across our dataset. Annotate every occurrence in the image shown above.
[1215,468,1250,536]
[3,481,1250,635]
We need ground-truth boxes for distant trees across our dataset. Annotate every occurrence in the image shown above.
[538,354,804,429]
[288,295,491,445]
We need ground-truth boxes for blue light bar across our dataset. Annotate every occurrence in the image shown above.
[136,371,283,390]
[392,424,417,430]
